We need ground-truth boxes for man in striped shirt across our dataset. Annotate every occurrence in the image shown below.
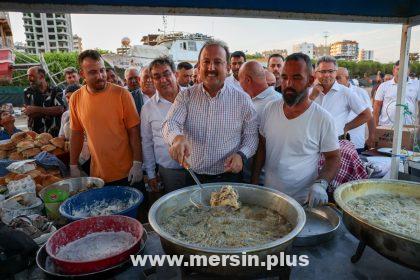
[162,40,258,184]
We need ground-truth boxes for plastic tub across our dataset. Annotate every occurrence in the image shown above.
[59,186,143,221]
[45,215,143,275]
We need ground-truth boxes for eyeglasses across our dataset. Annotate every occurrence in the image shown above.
[152,71,173,80]
[317,69,337,74]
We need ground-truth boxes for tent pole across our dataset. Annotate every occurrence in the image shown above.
[390,23,411,179]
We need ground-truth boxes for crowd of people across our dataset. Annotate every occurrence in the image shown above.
[4,39,419,217]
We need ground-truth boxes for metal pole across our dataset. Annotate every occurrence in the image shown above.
[390,24,411,179]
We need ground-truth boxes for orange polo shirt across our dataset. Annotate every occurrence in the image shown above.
[70,83,140,182]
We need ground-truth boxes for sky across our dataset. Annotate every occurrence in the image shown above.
[8,12,420,63]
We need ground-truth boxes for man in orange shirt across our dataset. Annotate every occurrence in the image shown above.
[69,50,143,187]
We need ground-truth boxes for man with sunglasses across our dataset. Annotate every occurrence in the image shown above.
[310,56,371,140]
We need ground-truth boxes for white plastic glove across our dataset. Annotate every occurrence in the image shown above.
[128,161,143,186]
[69,165,81,177]
[307,182,328,208]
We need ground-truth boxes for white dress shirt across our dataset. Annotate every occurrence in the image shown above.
[252,86,282,122]
[141,93,182,179]
[374,78,420,126]
[348,84,372,149]
[313,81,368,137]
[225,75,246,92]
[162,82,259,175]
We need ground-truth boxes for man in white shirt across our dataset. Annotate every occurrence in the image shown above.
[239,61,281,183]
[310,56,371,140]
[336,67,375,152]
[225,50,246,91]
[141,57,186,193]
[176,62,193,88]
[267,54,284,93]
[374,61,420,126]
[239,61,282,121]
[139,67,157,99]
[252,53,340,207]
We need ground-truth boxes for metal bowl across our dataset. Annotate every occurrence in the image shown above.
[334,179,420,270]
[148,183,306,276]
[38,177,105,199]
[0,192,43,224]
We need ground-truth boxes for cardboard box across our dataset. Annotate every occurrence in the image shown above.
[374,125,418,150]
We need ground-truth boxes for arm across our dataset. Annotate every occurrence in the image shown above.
[162,90,188,146]
[373,100,383,127]
[24,105,65,117]
[238,99,259,158]
[251,134,266,184]
[344,108,371,133]
[127,125,141,162]
[318,149,341,182]
[140,109,156,179]
[70,129,84,165]
[365,115,376,148]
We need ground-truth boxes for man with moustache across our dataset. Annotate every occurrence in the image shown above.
[141,57,186,193]
[124,67,149,113]
[310,56,371,140]
[23,66,65,136]
[225,50,246,91]
[69,50,143,188]
[252,53,340,207]
[162,40,258,184]
[139,67,157,98]
[176,62,194,88]
[267,53,284,93]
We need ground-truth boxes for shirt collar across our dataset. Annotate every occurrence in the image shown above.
[330,81,341,92]
[390,78,413,85]
[253,87,275,100]
[201,82,227,99]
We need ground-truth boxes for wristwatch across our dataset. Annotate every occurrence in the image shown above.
[237,151,247,164]
[314,179,329,190]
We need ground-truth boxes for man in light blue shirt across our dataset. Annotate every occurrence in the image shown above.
[141,57,186,193]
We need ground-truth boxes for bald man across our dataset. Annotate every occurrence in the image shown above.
[239,61,281,184]
[336,67,375,151]
[124,67,149,113]
[239,61,281,120]
[265,70,276,87]
[140,67,156,98]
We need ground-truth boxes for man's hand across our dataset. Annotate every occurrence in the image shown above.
[169,135,191,168]
[128,161,143,185]
[307,182,328,207]
[69,165,81,177]
[22,105,38,117]
[365,136,375,150]
[224,153,243,173]
[309,83,324,100]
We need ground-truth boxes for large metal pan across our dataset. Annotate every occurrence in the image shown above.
[334,179,420,270]
[148,183,306,277]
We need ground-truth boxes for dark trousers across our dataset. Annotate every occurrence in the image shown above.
[105,177,148,223]
[185,172,243,186]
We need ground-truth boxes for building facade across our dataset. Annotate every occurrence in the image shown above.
[313,45,331,59]
[0,12,13,48]
[293,42,315,59]
[358,49,374,61]
[23,12,73,54]
[262,49,288,59]
[330,40,359,60]
[73,34,82,53]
